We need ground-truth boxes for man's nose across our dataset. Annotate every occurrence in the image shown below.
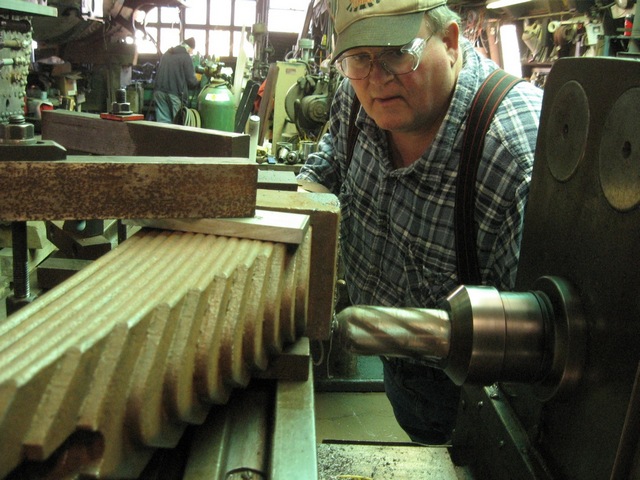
[368,59,395,83]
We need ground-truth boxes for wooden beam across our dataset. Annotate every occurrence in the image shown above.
[0,157,257,221]
[125,209,310,245]
[41,110,250,158]
[256,190,340,340]
[257,169,298,191]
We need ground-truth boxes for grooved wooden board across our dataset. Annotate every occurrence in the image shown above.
[125,209,310,244]
[257,190,340,341]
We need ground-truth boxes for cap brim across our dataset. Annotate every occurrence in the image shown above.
[332,11,424,63]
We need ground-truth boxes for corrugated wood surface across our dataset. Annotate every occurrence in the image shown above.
[0,228,311,479]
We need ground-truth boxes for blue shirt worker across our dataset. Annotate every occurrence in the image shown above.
[153,37,199,123]
[297,0,544,444]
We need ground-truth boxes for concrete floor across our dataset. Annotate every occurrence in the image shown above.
[314,391,474,479]
[315,391,411,444]
[313,351,474,480]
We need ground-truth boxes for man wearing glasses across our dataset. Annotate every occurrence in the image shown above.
[297,0,543,444]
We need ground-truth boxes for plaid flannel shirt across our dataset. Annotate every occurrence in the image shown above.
[297,38,543,309]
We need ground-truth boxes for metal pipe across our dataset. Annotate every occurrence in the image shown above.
[0,19,31,33]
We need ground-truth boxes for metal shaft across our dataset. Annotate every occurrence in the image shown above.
[5,221,34,315]
[335,278,585,400]
[11,221,29,299]
[335,305,451,367]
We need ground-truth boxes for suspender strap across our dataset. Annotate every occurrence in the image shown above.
[346,95,361,169]
[455,69,523,285]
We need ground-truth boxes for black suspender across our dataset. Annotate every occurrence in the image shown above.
[455,68,523,285]
[346,94,361,171]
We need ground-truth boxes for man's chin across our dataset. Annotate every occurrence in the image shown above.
[373,117,412,132]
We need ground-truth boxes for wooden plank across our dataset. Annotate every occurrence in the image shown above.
[99,113,145,122]
[256,190,340,340]
[41,110,250,158]
[257,169,298,191]
[124,209,310,244]
[0,157,257,221]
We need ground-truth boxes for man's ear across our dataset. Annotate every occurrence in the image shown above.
[442,22,460,64]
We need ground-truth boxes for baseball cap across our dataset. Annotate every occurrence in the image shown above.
[332,0,447,61]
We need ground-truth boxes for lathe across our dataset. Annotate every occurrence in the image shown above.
[336,56,640,480]
[1,3,639,477]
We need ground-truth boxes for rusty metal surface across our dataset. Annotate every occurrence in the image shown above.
[0,228,311,479]
[0,156,257,221]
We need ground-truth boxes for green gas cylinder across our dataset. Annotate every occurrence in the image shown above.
[197,79,236,132]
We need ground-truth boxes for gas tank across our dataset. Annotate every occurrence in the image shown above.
[197,79,236,132]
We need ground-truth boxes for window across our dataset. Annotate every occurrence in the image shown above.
[135,0,308,58]
[268,0,306,33]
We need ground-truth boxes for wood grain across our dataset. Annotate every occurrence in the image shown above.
[124,209,310,244]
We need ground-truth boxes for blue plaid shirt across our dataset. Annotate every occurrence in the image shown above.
[298,38,543,309]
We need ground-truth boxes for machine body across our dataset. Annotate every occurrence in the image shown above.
[336,57,640,480]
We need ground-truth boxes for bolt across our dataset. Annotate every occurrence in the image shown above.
[0,114,36,145]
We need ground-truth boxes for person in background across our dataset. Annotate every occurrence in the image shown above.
[153,37,199,123]
[297,0,544,444]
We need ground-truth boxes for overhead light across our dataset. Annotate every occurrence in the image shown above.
[486,0,531,9]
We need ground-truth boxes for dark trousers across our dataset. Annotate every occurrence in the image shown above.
[382,356,461,445]
[153,90,183,123]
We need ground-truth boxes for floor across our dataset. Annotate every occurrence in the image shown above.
[313,356,475,480]
[315,391,410,444]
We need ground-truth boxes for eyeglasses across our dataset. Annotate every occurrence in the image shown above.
[336,36,432,80]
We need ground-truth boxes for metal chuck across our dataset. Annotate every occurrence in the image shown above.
[335,276,586,400]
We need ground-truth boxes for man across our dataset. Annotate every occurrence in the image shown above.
[297,0,544,444]
[153,37,199,123]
